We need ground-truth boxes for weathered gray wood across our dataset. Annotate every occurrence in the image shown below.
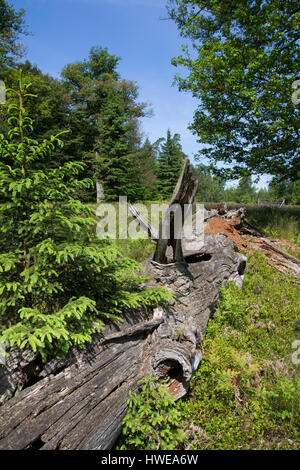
[153,158,199,264]
[0,348,40,406]
[0,229,246,450]
[0,160,247,450]
[128,203,158,241]
[96,182,104,203]
[261,238,300,265]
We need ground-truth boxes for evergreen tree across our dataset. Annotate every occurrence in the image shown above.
[95,83,145,201]
[156,130,185,200]
[62,47,147,202]
[223,186,239,203]
[2,48,151,202]
[236,176,256,204]
[0,74,171,360]
[130,138,157,201]
[192,164,225,202]
[291,177,300,205]
[268,175,300,205]
[256,187,270,204]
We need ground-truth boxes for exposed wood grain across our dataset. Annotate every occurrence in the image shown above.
[153,157,199,264]
[128,203,158,241]
[0,229,246,450]
[0,160,248,450]
[261,238,300,265]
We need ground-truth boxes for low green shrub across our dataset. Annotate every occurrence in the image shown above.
[118,374,185,450]
[179,252,300,449]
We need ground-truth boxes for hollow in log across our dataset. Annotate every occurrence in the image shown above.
[0,161,247,450]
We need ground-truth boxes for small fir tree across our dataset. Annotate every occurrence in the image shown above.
[0,73,172,360]
[119,374,185,450]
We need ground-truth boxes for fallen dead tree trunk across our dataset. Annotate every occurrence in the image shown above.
[0,159,248,450]
[0,232,246,450]
[1,177,299,450]
[260,238,300,266]
[203,208,300,277]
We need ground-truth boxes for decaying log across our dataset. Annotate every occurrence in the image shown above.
[0,160,248,450]
[203,208,300,277]
[251,238,300,276]
[0,231,246,450]
[1,154,298,449]
[260,238,300,266]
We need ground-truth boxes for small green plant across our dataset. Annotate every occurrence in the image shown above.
[175,326,184,343]
[118,374,185,450]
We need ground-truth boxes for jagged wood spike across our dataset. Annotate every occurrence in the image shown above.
[128,203,158,241]
[153,158,199,264]
[0,160,250,450]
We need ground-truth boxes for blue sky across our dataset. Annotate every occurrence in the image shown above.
[13,0,270,189]
[14,0,200,154]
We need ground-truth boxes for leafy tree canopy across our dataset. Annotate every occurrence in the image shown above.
[0,0,28,70]
[168,0,300,181]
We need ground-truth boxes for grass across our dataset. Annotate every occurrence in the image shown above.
[286,248,300,260]
[101,201,299,450]
[90,202,300,255]
[89,201,156,262]
[178,252,300,450]
[245,207,300,245]
[115,238,154,263]
[116,251,300,450]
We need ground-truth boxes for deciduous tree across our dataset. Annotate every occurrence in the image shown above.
[168,0,300,181]
[0,0,28,70]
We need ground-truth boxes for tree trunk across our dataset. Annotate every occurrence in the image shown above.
[0,230,246,450]
[153,158,198,264]
[0,161,249,450]
[96,182,104,203]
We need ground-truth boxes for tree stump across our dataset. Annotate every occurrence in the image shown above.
[153,158,198,264]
